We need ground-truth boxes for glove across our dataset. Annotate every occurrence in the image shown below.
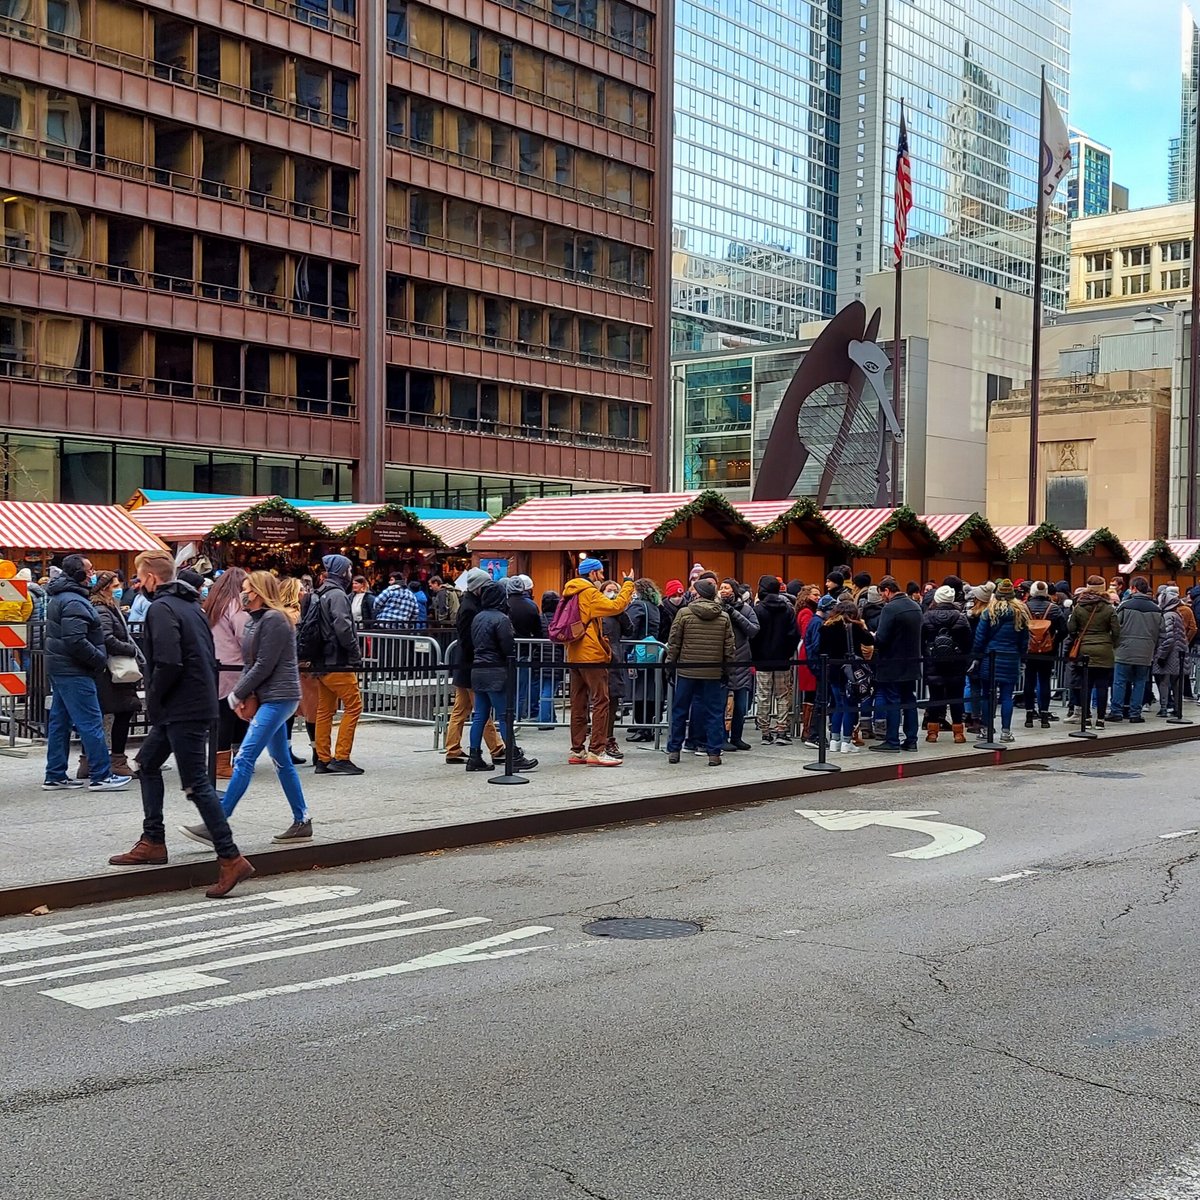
[227,693,241,710]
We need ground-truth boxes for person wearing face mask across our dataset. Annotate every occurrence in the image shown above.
[42,554,130,792]
[598,579,635,757]
[181,570,311,845]
[201,567,250,779]
[85,570,143,779]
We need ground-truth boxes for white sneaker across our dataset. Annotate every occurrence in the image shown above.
[587,751,623,767]
[839,742,853,754]
[88,774,131,791]
[828,738,843,753]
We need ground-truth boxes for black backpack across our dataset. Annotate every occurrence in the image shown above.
[929,624,958,661]
[296,593,326,665]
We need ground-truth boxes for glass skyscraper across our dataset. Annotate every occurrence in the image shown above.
[1169,2,1199,204]
[1067,129,1114,219]
[672,0,1072,352]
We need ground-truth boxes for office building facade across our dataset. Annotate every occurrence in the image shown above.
[1067,127,1120,220]
[1170,2,1199,204]
[0,0,670,511]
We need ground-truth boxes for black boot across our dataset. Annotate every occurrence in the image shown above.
[1039,711,1051,729]
[513,747,539,771]
[465,749,492,772]
[1024,711,1035,728]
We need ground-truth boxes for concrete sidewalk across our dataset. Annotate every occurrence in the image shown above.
[2,709,1199,914]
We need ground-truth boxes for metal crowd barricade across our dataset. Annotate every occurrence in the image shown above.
[357,630,449,730]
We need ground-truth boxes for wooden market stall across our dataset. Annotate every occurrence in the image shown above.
[1060,529,1131,591]
[991,524,1074,585]
[468,491,758,598]
[734,498,849,587]
[919,514,1008,586]
[1167,541,1200,591]
[127,495,334,571]
[292,503,450,579]
[821,507,939,587]
[1118,539,1183,591]
[0,501,167,577]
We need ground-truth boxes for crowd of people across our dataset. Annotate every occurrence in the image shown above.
[28,547,1200,897]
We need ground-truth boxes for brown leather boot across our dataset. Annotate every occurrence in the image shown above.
[952,724,967,744]
[926,722,939,743]
[851,725,864,747]
[216,750,234,779]
[110,753,136,776]
[108,838,168,866]
[206,854,255,898]
[801,702,814,743]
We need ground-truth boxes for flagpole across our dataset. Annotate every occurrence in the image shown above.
[892,200,903,507]
[1027,66,1048,526]
[1187,60,1200,536]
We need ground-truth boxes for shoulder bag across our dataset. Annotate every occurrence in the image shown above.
[1067,605,1098,660]
[842,623,874,703]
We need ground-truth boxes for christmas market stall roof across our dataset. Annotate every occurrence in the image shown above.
[1167,540,1200,570]
[817,507,940,554]
[469,492,756,552]
[291,503,447,549]
[0,502,167,554]
[1118,539,1182,575]
[127,497,333,543]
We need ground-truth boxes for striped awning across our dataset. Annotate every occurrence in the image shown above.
[1059,529,1129,559]
[732,500,796,526]
[992,525,1039,553]
[419,516,492,548]
[292,503,448,548]
[0,502,166,553]
[129,497,277,541]
[470,492,740,551]
[920,514,974,543]
[1119,540,1156,573]
[1168,540,1200,568]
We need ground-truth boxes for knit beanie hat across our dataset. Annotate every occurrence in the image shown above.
[693,578,717,600]
[689,563,705,583]
[852,571,872,589]
[1087,575,1106,592]
[758,574,781,595]
[817,594,836,611]
[995,579,1015,600]
[664,579,684,598]
[1030,581,1049,597]
[934,585,956,604]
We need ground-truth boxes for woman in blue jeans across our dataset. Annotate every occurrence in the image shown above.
[817,599,875,753]
[971,579,1030,742]
[181,570,312,845]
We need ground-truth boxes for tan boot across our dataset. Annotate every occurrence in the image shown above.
[75,754,89,779]
[206,855,255,898]
[952,724,967,744]
[110,753,135,776]
[926,722,940,743]
[108,838,168,866]
[216,749,234,779]
[851,724,864,747]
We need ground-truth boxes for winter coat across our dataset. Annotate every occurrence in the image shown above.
[350,590,376,627]
[0,589,32,626]
[817,617,874,666]
[1179,601,1197,645]
[602,607,635,699]
[560,577,635,664]
[921,603,973,683]
[1067,592,1120,670]
[665,598,736,681]
[723,597,761,692]
[310,580,361,673]
[626,597,661,645]
[470,582,516,694]
[855,586,885,633]
[751,593,800,670]
[1189,585,1200,630]
[804,609,828,675]
[45,575,106,679]
[94,601,142,715]
[658,596,685,646]
[795,602,818,692]
[873,594,924,684]
[209,600,250,699]
[1156,597,1189,678]
[508,592,544,641]
[410,586,429,629]
[1024,595,1069,658]
[450,589,484,689]
[972,605,1030,685]
[28,581,47,623]
[430,584,459,625]
[234,607,301,706]
[141,580,219,725]
[1114,593,1163,667]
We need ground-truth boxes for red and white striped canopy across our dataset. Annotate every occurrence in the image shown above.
[991,525,1039,553]
[0,502,166,553]
[1118,539,1156,573]
[732,500,796,526]
[920,514,975,543]
[128,497,277,541]
[421,516,492,548]
[471,493,720,551]
[821,508,899,547]
[1168,540,1200,567]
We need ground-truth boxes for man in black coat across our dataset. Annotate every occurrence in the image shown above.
[870,575,924,752]
[506,575,543,720]
[751,575,800,744]
[310,554,365,776]
[444,569,506,765]
[43,554,127,791]
[108,551,254,898]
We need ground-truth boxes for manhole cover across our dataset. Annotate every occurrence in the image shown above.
[583,918,702,940]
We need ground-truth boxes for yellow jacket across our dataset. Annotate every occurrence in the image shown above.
[0,595,32,625]
[561,577,635,663]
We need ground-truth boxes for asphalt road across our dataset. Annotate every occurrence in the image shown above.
[4,742,1200,1199]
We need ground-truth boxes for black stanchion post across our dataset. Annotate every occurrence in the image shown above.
[208,662,220,785]
[1069,656,1097,739]
[489,654,528,786]
[805,654,840,774]
[974,651,1004,750]
[1168,656,1193,725]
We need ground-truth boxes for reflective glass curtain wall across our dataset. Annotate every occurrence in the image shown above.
[844,0,1070,312]
[1169,4,1200,204]
[671,0,840,355]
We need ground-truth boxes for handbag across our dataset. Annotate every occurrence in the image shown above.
[1067,605,1098,660]
[107,655,142,684]
[842,624,874,703]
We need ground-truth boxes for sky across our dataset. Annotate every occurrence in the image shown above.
[1070,0,1183,208]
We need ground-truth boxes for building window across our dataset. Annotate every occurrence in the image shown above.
[1122,273,1151,295]
[1162,268,1191,290]
[1083,251,1112,273]
[1162,239,1192,262]
[1122,244,1150,268]
[1085,278,1112,301]
[1045,475,1087,529]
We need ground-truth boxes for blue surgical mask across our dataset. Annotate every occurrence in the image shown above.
[112,588,123,602]
[201,587,210,599]
[89,574,97,587]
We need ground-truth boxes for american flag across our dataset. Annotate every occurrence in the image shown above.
[893,102,912,267]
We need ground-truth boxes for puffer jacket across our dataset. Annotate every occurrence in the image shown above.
[921,603,973,683]
[972,603,1030,685]
[751,593,799,670]
[723,597,760,692]
[235,607,301,706]
[45,575,106,678]
[1114,593,1163,667]
[1156,596,1189,678]
[1067,591,1120,669]
[470,581,515,694]
[561,576,635,664]
[666,598,736,681]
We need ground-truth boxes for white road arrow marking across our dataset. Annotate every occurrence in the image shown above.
[988,869,1039,883]
[1160,830,1200,841]
[796,809,985,860]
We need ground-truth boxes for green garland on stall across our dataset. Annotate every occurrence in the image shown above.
[1069,526,1129,562]
[1130,539,1183,571]
[336,504,447,549]
[1003,522,1075,562]
[650,490,758,544]
[931,511,1005,553]
[754,497,847,550]
[849,505,941,555]
[208,496,334,541]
